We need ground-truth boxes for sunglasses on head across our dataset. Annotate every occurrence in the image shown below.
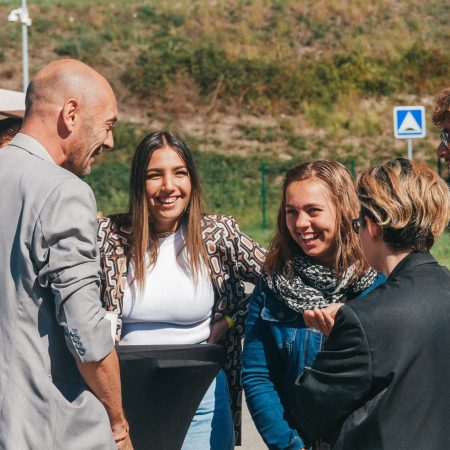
[352,207,376,234]
[352,217,363,234]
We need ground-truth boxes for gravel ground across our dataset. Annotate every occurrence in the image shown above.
[240,393,266,450]
[239,282,267,449]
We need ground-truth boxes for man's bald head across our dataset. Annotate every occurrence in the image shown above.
[24,59,115,120]
[21,59,118,177]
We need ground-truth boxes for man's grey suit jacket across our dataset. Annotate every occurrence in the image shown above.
[0,134,115,449]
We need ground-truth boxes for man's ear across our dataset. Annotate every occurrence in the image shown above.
[61,98,79,132]
[366,216,381,240]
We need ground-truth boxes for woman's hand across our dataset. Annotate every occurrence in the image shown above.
[207,318,229,344]
[303,303,344,336]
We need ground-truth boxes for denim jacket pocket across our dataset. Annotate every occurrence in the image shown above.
[261,297,300,322]
[261,296,301,347]
[304,328,323,368]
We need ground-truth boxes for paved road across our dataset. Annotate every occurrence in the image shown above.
[240,282,267,449]
[240,393,266,450]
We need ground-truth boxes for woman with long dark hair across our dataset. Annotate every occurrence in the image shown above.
[97,132,266,449]
[242,160,384,450]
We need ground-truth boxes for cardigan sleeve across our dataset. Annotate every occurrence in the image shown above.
[228,217,267,328]
[96,216,127,339]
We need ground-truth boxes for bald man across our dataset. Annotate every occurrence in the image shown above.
[0,60,132,449]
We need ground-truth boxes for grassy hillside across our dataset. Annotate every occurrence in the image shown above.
[0,1,448,164]
[0,0,450,160]
[1,0,448,265]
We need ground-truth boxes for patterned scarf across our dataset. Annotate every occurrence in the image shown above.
[264,254,378,313]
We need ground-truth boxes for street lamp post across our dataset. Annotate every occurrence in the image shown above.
[8,0,32,93]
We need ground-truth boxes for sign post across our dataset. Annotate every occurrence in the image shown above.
[393,106,426,160]
[260,162,267,229]
[407,139,413,160]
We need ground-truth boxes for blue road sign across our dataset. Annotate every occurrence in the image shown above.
[393,106,426,139]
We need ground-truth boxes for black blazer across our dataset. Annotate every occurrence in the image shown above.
[292,252,450,450]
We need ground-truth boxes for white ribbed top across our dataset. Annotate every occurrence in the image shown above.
[120,227,214,346]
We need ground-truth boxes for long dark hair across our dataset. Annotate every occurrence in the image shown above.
[128,131,207,289]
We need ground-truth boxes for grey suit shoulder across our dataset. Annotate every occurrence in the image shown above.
[0,134,115,449]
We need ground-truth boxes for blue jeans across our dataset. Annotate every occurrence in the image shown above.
[182,370,235,450]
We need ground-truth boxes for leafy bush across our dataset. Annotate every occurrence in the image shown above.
[399,43,448,93]
[54,32,104,63]
[124,37,412,111]
[87,162,130,215]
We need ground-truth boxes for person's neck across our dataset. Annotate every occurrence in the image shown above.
[155,223,182,237]
[20,125,63,165]
[155,219,183,235]
[380,248,414,277]
[157,229,177,238]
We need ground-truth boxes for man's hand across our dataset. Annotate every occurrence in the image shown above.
[303,303,344,336]
[76,348,133,449]
[111,419,133,450]
[207,318,229,344]
[114,427,133,450]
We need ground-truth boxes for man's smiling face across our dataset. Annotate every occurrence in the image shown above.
[62,82,118,178]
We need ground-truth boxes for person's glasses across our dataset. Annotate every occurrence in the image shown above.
[440,130,449,149]
[352,217,362,234]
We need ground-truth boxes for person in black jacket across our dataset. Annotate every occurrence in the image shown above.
[292,158,450,450]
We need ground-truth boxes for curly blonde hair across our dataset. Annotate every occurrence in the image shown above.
[356,158,449,252]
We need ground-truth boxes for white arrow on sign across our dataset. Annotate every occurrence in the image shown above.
[398,112,422,133]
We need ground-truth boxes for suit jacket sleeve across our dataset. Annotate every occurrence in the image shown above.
[228,217,266,329]
[31,179,114,363]
[292,305,372,443]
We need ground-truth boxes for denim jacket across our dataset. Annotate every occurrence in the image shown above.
[242,275,385,450]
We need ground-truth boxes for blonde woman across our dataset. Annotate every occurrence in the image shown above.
[293,158,450,450]
[242,160,384,450]
[97,132,266,449]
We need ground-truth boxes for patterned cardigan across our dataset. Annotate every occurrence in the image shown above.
[97,213,266,444]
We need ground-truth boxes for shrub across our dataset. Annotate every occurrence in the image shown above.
[54,32,104,63]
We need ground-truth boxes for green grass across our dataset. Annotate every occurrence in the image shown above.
[0,0,448,171]
[431,232,450,268]
[1,0,448,115]
[239,226,274,249]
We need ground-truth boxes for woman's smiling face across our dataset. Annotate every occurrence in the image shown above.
[285,177,338,267]
[146,147,192,233]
